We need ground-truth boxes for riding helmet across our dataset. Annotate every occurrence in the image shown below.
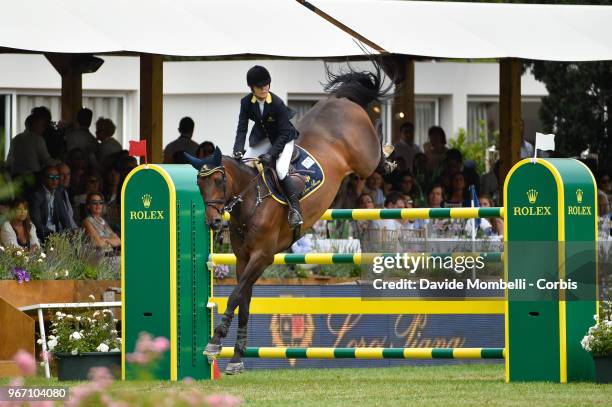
[246,65,271,88]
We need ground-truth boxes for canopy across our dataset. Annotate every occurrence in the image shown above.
[0,0,371,57]
[311,0,612,61]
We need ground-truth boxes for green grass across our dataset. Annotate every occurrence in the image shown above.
[5,364,612,406]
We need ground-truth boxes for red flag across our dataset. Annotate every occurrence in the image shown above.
[129,140,148,164]
[212,360,221,380]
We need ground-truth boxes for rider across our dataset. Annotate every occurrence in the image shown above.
[232,65,303,228]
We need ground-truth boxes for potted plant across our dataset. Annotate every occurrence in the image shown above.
[581,301,612,383]
[46,296,121,381]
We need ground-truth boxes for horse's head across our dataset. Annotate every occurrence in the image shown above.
[185,147,226,232]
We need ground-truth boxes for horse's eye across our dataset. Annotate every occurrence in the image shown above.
[215,178,223,188]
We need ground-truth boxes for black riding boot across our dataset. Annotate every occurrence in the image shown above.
[280,177,303,229]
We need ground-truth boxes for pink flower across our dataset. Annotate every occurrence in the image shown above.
[13,349,36,376]
[153,336,170,353]
[205,394,243,407]
[88,366,113,389]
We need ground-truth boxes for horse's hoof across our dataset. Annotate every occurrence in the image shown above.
[203,343,222,362]
[225,362,245,375]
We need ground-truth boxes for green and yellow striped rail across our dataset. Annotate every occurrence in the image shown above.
[209,252,503,266]
[223,207,504,221]
[219,347,505,359]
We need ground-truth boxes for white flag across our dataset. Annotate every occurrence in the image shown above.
[535,132,555,152]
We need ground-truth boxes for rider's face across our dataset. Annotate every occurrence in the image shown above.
[252,84,270,101]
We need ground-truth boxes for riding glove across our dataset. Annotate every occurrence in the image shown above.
[258,153,273,166]
[232,151,244,160]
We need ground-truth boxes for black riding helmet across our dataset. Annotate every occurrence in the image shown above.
[246,65,271,88]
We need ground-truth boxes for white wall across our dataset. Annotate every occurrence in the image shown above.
[0,54,548,155]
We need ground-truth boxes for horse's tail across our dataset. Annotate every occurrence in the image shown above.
[323,61,392,110]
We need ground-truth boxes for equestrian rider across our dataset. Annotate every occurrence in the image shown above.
[232,65,303,228]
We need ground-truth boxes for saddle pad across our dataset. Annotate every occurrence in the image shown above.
[263,145,325,205]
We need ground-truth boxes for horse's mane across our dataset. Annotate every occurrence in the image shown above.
[323,61,392,110]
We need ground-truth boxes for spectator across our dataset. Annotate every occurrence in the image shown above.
[412,152,431,193]
[65,148,88,195]
[334,173,366,209]
[6,110,58,177]
[95,118,122,173]
[423,126,448,173]
[394,171,424,207]
[56,163,78,229]
[519,120,534,159]
[351,192,375,238]
[163,117,198,163]
[439,148,463,193]
[371,191,406,231]
[31,106,66,160]
[0,199,40,250]
[29,166,76,242]
[480,160,500,204]
[74,172,103,222]
[392,122,422,172]
[364,171,385,207]
[427,184,444,208]
[82,192,120,252]
[446,172,468,207]
[65,107,98,162]
[599,172,612,204]
[465,194,503,237]
[196,141,216,159]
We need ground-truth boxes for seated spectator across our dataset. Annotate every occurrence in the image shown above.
[95,118,122,173]
[364,171,385,207]
[196,141,216,159]
[163,117,199,163]
[74,172,103,221]
[446,172,468,207]
[412,152,431,194]
[65,107,97,163]
[465,194,503,237]
[480,160,500,204]
[351,193,375,238]
[57,162,78,229]
[29,166,76,242]
[82,192,120,252]
[333,173,366,209]
[0,199,40,250]
[371,192,406,231]
[394,171,424,207]
[427,184,444,208]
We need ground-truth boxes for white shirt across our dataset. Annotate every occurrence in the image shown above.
[0,221,40,249]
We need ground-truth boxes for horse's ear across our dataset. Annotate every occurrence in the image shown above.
[183,152,205,171]
[211,147,222,166]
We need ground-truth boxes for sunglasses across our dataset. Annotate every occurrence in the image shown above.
[47,175,60,180]
[89,200,104,205]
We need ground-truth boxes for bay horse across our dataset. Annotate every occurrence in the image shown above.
[186,65,391,374]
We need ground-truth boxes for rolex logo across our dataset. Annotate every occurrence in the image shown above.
[576,189,583,204]
[527,189,538,204]
[142,194,152,208]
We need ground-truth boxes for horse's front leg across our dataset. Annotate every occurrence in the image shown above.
[204,252,271,362]
[225,284,253,375]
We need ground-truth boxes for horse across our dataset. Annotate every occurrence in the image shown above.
[185,65,391,374]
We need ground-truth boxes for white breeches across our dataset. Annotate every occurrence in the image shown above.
[244,139,294,180]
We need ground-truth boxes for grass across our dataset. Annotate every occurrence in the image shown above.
[5,364,612,406]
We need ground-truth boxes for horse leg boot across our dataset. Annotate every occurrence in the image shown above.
[226,286,253,375]
[280,177,303,229]
[204,290,239,361]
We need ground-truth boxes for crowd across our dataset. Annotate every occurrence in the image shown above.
[2,107,611,254]
[0,106,215,255]
[327,121,612,242]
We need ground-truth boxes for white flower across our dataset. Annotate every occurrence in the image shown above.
[66,314,73,319]
[93,311,100,317]
[0,246,4,251]
[16,250,22,256]
[54,272,58,278]
[52,329,57,334]
[594,314,598,321]
[103,309,112,314]
[71,349,78,355]
[47,339,58,351]
[55,311,62,317]
[37,339,43,345]
[110,348,120,352]
[96,343,110,352]
[40,253,46,259]
[76,316,82,322]
[581,335,591,352]
[88,294,96,301]
[48,335,56,340]
[23,256,28,262]
[37,259,43,263]
[50,247,54,251]
[69,332,83,341]
[64,270,69,277]
[110,330,118,335]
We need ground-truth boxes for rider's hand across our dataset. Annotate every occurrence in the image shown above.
[232,151,244,160]
[258,153,273,167]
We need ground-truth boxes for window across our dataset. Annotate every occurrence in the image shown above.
[15,95,124,143]
[415,99,438,146]
[287,99,320,126]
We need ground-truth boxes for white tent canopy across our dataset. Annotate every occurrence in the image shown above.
[312,0,612,61]
[0,0,371,57]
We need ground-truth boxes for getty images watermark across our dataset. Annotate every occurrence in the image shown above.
[368,252,578,292]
